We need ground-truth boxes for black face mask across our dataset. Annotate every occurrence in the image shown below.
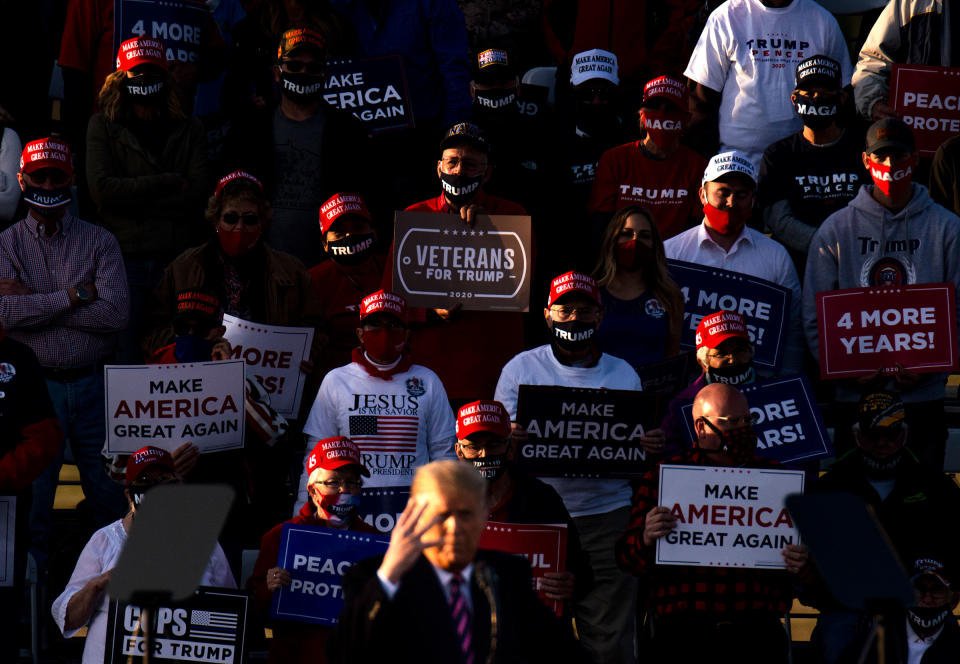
[280,72,325,102]
[575,103,618,139]
[474,89,518,113]
[22,186,72,210]
[908,605,951,634]
[468,454,508,481]
[440,172,483,208]
[706,363,755,386]
[858,448,904,480]
[794,93,840,130]
[327,233,375,266]
[125,75,166,101]
[551,320,596,352]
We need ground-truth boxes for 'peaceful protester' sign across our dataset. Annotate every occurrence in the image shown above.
[393,212,532,312]
[890,64,960,156]
[515,385,660,478]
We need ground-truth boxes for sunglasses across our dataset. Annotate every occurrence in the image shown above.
[221,212,260,226]
[28,170,70,186]
[281,59,325,75]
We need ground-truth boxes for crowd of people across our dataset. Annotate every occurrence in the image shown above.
[2,0,960,662]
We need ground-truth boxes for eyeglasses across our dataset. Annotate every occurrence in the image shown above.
[457,439,509,454]
[704,413,759,428]
[361,319,405,331]
[28,170,70,186]
[549,306,600,322]
[221,212,260,226]
[914,579,951,602]
[707,348,752,362]
[440,156,488,174]
[313,479,364,491]
[281,59,325,75]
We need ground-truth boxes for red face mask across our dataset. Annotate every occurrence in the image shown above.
[615,239,652,271]
[703,203,750,236]
[642,109,684,149]
[362,328,406,363]
[218,227,261,257]
[869,158,915,199]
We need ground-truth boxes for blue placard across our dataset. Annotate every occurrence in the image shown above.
[270,524,390,625]
[323,55,414,134]
[667,259,791,370]
[678,374,832,464]
[114,0,211,64]
[355,487,411,534]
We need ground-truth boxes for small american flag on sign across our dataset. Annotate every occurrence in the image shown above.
[349,415,418,453]
[189,609,238,642]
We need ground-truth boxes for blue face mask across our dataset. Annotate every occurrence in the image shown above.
[173,335,214,362]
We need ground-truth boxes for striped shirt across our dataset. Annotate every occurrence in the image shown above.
[0,211,129,368]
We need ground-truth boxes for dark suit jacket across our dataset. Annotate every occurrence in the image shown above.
[328,549,586,663]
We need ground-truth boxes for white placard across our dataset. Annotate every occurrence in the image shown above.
[655,464,804,569]
[104,361,246,454]
[222,315,314,417]
[0,496,14,587]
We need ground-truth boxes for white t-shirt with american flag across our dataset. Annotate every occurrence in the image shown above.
[299,361,457,502]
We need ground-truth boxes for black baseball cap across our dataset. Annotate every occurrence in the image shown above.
[440,122,489,154]
[473,47,515,85]
[857,391,905,432]
[865,118,915,155]
[795,56,842,91]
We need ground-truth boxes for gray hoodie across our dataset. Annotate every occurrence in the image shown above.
[803,183,960,402]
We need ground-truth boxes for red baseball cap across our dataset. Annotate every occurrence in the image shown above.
[642,75,687,107]
[126,446,176,485]
[457,400,511,440]
[278,27,326,60]
[306,436,370,477]
[319,193,371,234]
[116,37,168,72]
[695,310,749,350]
[548,271,601,307]
[215,170,263,197]
[20,138,73,177]
[359,290,407,323]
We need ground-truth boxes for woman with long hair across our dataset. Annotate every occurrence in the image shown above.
[592,205,683,367]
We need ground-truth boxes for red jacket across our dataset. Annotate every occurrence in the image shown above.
[382,191,528,401]
[248,502,378,664]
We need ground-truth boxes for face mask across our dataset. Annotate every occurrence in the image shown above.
[318,492,358,526]
[576,103,617,139]
[327,233,375,266]
[280,72,325,102]
[858,448,903,480]
[706,363,755,386]
[615,239,652,272]
[440,172,483,208]
[362,327,407,364]
[869,158,914,199]
[468,454,508,481]
[908,605,951,634]
[174,334,215,363]
[700,418,757,465]
[642,109,684,149]
[125,75,166,100]
[218,227,262,257]
[474,88,518,113]
[794,93,839,130]
[703,202,750,236]
[22,186,72,210]
[551,320,596,352]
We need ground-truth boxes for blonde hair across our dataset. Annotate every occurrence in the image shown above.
[411,460,486,504]
[97,69,185,123]
[592,205,683,324]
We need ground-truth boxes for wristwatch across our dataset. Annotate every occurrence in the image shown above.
[75,285,91,304]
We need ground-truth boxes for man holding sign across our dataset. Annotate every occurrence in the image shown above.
[617,384,809,663]
[804,119,960,469]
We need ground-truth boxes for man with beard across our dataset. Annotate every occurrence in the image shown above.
[759,56,867,279]
[808,391,960,663]
[0,138,130,575]
[222,27,369,266]
[589,75,707,243]
[803,119,960,470]
[665,150,804,373]
[495,271,661,664]
[616,382,810,664]
[454,399,590,612]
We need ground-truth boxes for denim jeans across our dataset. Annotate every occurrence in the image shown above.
[117,255,171,364]
[29,373,127,569]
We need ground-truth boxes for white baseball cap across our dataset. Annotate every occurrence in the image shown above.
[702,150,758,186]
[570,49,619,87]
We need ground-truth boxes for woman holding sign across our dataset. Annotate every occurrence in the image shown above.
[592,205,684,368]
[248,436,377,664]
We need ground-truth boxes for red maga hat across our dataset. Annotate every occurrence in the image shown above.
[457,400,511,440]
[359,290,407,323]
[319,193,371,234]
[548,271,601,307]
[695,310,749,350]
[643,75,687,107]
[20,138,73,177]
[306,436,370,477]
[126,446,176,485]
[116,36,167,71]
[215,170,263,197]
